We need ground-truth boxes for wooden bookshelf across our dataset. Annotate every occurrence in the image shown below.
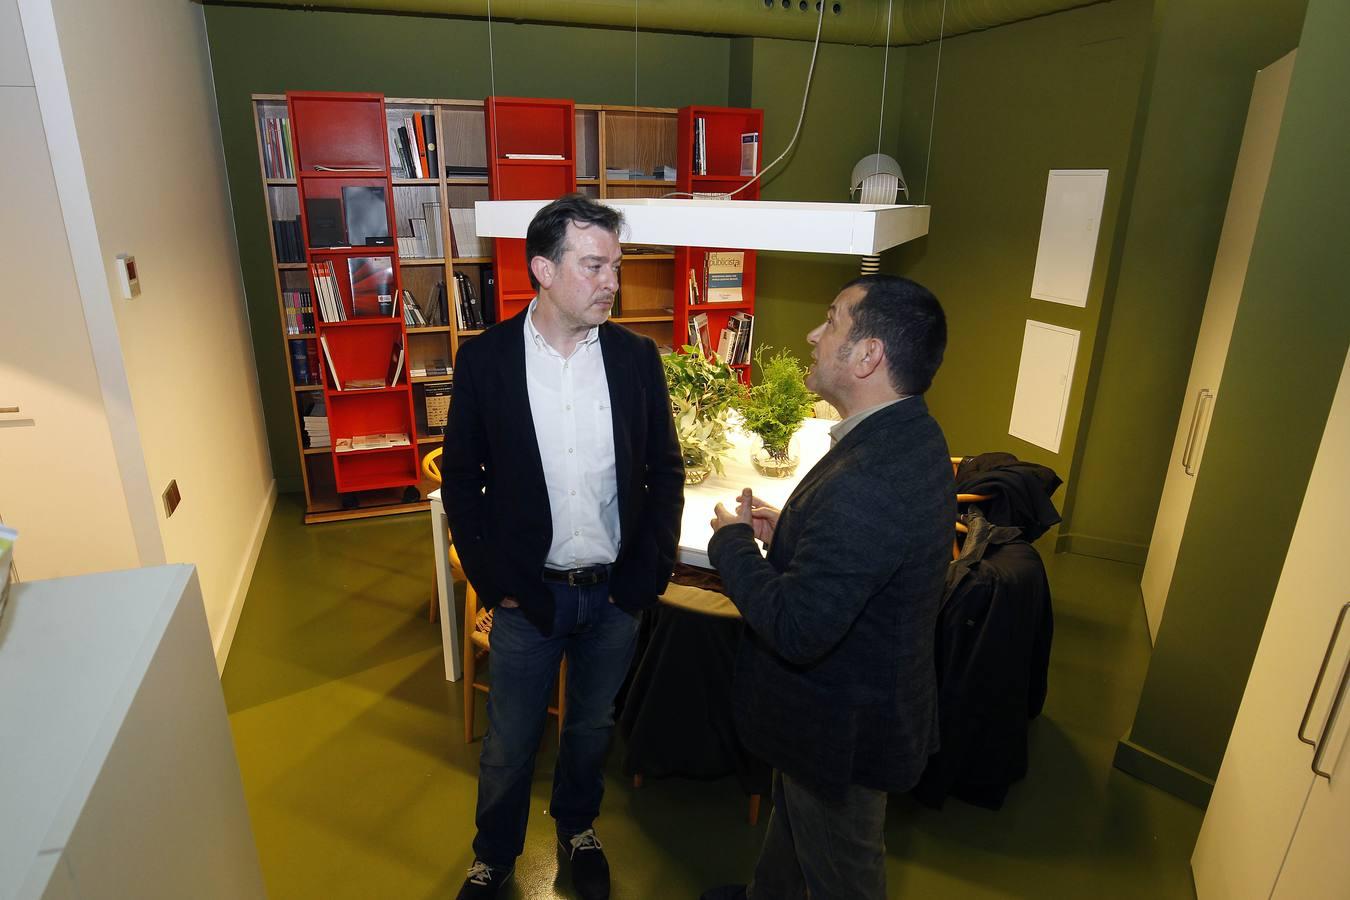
[254,94,697,522]
[675,105,763,383]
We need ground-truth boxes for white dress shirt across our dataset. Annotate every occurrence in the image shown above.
[524,299,621,568]
[829,396,909,447]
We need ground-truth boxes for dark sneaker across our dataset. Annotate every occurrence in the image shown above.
[700,887,748,900]
[455,860,513,899]
[558,828,610,900]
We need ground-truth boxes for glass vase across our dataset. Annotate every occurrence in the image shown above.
[683,449,712,485]
[750,433,801,479]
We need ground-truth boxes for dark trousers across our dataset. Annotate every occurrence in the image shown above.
[748,771,888,900]
[472,581,640,867]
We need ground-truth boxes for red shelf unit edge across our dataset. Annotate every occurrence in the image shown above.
[484,96,578,322]
[286,90,420,495]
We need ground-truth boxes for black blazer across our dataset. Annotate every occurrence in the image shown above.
[442,310,685,635]
[708,397,954,797]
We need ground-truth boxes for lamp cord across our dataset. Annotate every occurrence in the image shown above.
[661,0,825,200]
[921,0,948,205]
[872,0,894,187]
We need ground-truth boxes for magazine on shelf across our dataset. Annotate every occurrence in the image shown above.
[347,255,395,317]
[386,339,405,386]
[688,312,712,358]
[319,334,342,389]
[705,251,745,303]
[740,132,760,177]
[341,185,391,247]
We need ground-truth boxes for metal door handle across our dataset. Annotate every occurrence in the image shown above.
[1182,389,1214,476]
[1299,602,1350,750]
[0,406,19,414]
[1311,662,1350,779]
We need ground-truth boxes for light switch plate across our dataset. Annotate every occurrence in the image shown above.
[115,254,140,299]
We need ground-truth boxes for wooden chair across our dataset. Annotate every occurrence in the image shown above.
[421,447,568,744]
[462,576,568,745]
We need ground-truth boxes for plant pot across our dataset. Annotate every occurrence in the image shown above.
[750,434,800,479]
[683,450,713,485]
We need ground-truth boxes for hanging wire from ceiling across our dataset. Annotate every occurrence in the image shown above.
[873,0,894,167]
[486,0,498,167]
[922,0,949,204]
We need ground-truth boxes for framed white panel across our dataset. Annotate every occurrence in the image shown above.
[1030,169,1109,307]
[1009,320,1080,453]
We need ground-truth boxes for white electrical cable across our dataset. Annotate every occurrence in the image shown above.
[662,0,826,200]
[487,0,498,165]
[873,0,894,170]
[921,0,948,204]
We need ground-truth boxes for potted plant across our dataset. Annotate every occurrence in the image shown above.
[736,346,818,478]
[663,345,743,484]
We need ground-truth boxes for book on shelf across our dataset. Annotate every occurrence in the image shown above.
[480,267,497,324]
[422,202,444,258]
[304,198,345,248]
[310,261,347,323]
[300,394,329,448]
[288,340,312,385]
[386,113,410,179]
[410,358,451,378]
[343,378,385,390]
[453,271,485,330]
[449,208,487,258]
[347,255,395,317]
[401,289,427,327]
[445,164,489,179]
[341,185,392,247]
[687,267,701,306]
[740,132,760,177]
[716,327,736,363]
[503,153,564,160]
[420,280,448,326]
[694,117,707,175]
[336,432,412,452]
[400,116,424,178]
[412,115,431,179]
[272,217,304,262]
[386,339,405,386]
[422,113,439,177]
[319,333,342,388]
[705,251,745,303]
[259,112,295,179]
[653,164,677,181]
[687,312,713,358]
[728,311,755,365]
[421,381,453,435]
[282,289,314,334]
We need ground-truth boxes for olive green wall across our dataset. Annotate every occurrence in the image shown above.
[1059,0,1308,562]
[203,6,734,489]
[730,36,908,361]
[891,0,1152,504]
[1118,0,1349,800]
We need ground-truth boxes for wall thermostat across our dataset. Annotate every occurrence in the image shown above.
[115,254,141,299]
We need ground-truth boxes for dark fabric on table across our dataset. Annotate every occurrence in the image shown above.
[954,452,1063,541]
[670,561,726,593]
[618,604,770,795]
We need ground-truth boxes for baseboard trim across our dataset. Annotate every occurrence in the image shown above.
[1055,532,1148,565]
[213,479,277,674]
[1113,737,1214,808]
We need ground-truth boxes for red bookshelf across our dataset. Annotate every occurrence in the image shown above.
[288,91,420,501]
[485,97,577,322]
[674,105,763,384]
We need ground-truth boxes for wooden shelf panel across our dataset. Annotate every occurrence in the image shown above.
[411,375,454,383]
[613,315,673,324]
[406,326,451,334]
[400,257,446,266]
[451,257,492,264]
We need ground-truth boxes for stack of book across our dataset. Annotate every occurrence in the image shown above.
[388,111,438,180]
[310,261,348,323]
[410,358,451,378]
[288,339,320,386]
[301,397,329,449]
[401,289,427,327]
[452,271,489,330]
[272,216,304,262]
[282,289,315,334]
[718,312,755,365]
[259,112,295,179]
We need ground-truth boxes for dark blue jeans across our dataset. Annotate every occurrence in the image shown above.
[748,771,889,900]
[472,581,640,867]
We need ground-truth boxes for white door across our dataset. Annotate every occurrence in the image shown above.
[0,32,140,579]
[1192,348,1350,898]
[1140,50,1296,639]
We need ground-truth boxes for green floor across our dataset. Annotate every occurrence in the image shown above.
[224,494,1202,899]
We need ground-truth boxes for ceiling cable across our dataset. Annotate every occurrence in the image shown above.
[921,0,948,204]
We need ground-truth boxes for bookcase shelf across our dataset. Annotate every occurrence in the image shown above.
[255,94,700,522]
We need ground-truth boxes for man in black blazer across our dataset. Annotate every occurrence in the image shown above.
[443,195,683,900]
[705,275,953,900]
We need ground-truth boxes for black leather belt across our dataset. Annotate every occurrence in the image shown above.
[542,564,611,587]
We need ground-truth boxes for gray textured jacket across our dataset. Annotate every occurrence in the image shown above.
[708,396,954,797]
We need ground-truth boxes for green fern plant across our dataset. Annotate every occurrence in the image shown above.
[736,346,818,461]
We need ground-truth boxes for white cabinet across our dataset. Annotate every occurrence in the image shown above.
[1192,349,1350,898]
[0,565,265,900]
[1140,50,1296,639]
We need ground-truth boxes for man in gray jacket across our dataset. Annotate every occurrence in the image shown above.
[704,275,953,900]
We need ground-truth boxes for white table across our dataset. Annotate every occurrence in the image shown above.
[429,417,834,681]
[0,565,265,899]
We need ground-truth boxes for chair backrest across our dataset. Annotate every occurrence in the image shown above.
[422,446,443,484]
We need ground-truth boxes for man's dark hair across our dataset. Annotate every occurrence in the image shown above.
[524,194,625,290]
[841,274,947,395]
